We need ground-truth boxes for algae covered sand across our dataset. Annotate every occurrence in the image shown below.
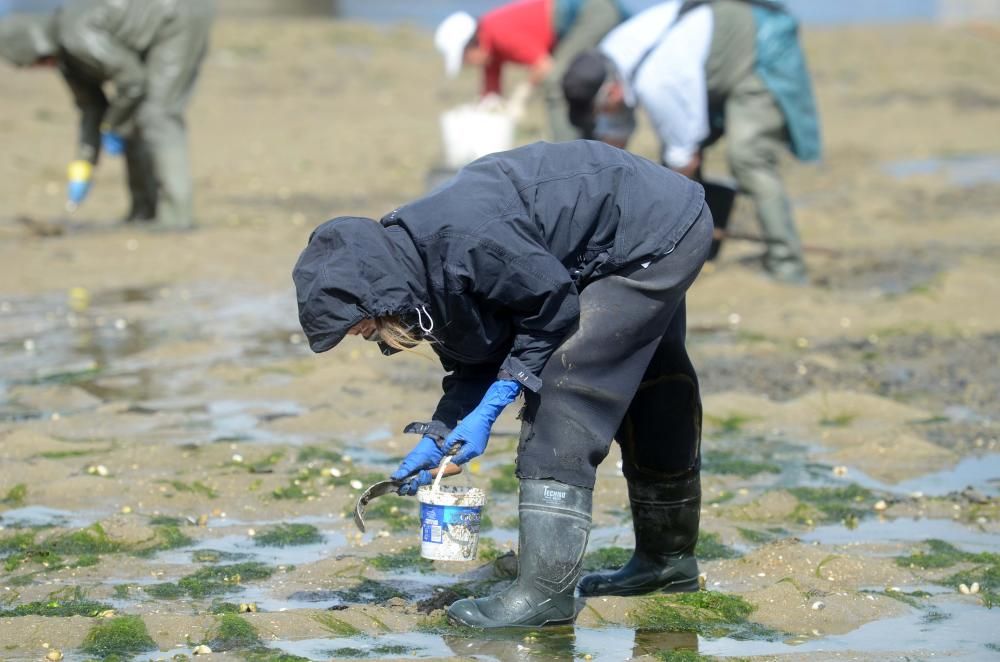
[1,13,1000,662]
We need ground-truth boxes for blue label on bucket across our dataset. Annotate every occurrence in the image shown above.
[420,503,482,544]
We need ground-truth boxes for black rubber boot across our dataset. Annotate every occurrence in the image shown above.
[448,479,592,628]
[577,471,700,597]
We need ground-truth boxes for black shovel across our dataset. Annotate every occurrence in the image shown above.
[701,178,840,258]
[702,179,738,261]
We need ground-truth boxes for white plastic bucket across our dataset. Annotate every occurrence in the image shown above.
[417,481,487,561]
[439,104,515,170]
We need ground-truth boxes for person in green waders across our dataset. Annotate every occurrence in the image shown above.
[0,0,215,230]
[293,140,712,628]
[561,0,822,284]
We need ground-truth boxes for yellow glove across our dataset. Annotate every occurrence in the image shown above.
[66,160,93,207]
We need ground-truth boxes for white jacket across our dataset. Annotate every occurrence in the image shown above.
[600,1,714,168]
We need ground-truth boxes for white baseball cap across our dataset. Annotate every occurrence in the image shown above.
[434,11,476,78]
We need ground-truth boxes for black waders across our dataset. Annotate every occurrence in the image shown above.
[448,478,592,627]
[577,471,701,597]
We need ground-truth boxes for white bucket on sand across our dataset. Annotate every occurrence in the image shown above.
[439,83,531,170]
[440,105,515,170]
[417,469,486,561]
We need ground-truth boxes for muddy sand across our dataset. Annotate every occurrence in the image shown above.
[1,16,999,662]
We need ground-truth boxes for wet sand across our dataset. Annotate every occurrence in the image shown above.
[1,17,999,662]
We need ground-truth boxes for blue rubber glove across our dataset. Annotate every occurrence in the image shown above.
[448,379,522,465]
[67,179,92,206]
[66,160,93,207]
[102,131,126,156]
[392,434,447,496]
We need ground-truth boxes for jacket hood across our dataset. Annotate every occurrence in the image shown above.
[293,216,426,353]
[0,15,57,67]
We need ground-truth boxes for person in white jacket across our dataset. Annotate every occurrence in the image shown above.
[562,0,821,284]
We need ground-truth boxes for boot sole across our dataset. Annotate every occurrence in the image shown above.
[579,575,700,598]
[446,613,576,628]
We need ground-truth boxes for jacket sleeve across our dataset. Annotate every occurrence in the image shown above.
[431,354,498,429]
[60,66,108,163]
[468,237,581,392]
[59,17,146,133]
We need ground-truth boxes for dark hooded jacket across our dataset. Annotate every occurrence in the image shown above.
[293,140,704,428]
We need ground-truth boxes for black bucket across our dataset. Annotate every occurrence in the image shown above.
[702,179,738,261]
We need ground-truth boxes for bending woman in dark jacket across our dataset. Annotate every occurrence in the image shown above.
[293,140,713,628]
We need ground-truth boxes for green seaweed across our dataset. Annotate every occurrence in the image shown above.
[655,651,717,662]
[696,532,741,561]
[6,572,38,586]
[208,600,242,614]
[242,650,311,662]
[814,554,839,580]
[271,481,315,501]
[35,447,108,460]
[74,553,100,567]
[1,523,126,571]
[148,515,185,527]
[736,527,776,544]
[324,644,411,658]
[253,523,322,547]
[787,484,875,523]
[370,545,434,572]
[895,539,999,569]
[703,452,780,477]
[944,564,1000,608]
[135,525,194,556]
[193,549,249,563]
[477,537,505,562]
[0,531,35,553]
[819,412,857,428]
[363,496,420,532]
[81,615,157,658]
[328,469,387,489]
[489,464,519,494]
[205,614,260,651]
[312,612,364,636]
[243,651,310,662]
[146,562,275,599]
[244,451,285,473]
[144,582,185,599]
[706,491,736,506]
[335,578,410,603]
[864,588,932,608]
[32,365,102,385]
[1,483,27,505]
[48,523,123,555]
[322,648,366,659]
[479,511,494,531]
[705,413,757,434]
[159,480,219,499]
[582,546,631,571]
[499,515,520,529]
[416,612,463,633]
[631,591,778,640]
[0,597,110,617]
[896,539,1000,605]
[297,446,343,464]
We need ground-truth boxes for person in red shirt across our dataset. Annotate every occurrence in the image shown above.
[436,0,658,141]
